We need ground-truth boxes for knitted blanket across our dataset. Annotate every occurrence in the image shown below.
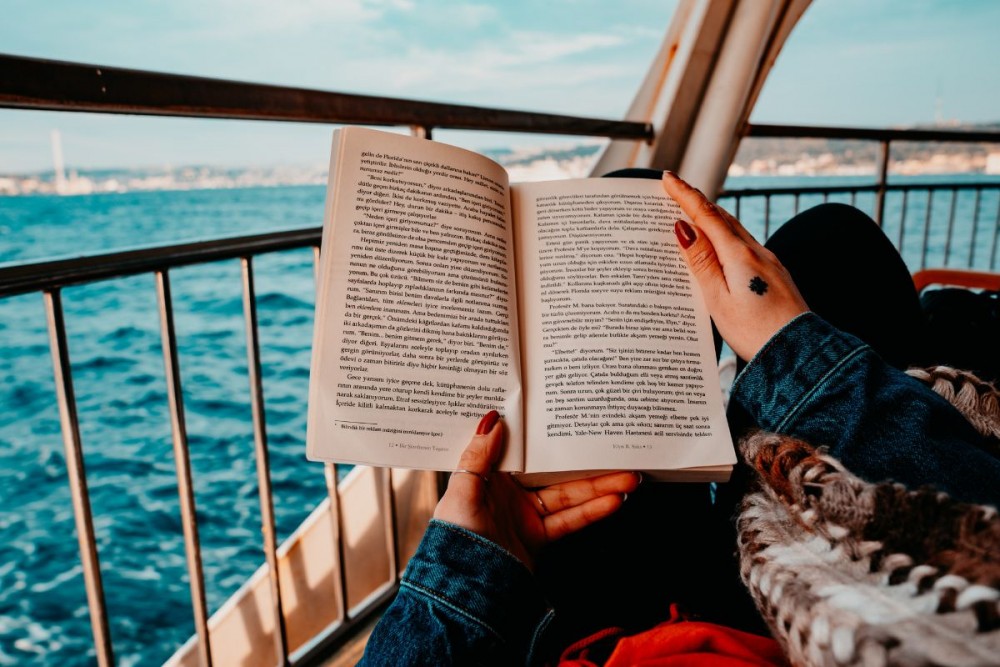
[737,367,1000,666]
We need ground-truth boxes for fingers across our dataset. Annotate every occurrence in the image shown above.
[455,410,502,473]
[535,471,640,515]
[543,495,625,541]
[674,219,728,296]
[662,171,739,248]
[662,171,761,256]
[535,472,639,541]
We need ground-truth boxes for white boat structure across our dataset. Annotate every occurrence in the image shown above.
[1,0,998,664]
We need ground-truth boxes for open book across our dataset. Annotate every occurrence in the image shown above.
[306,127,735,485]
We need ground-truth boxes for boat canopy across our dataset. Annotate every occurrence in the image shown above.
[593,0,810,199]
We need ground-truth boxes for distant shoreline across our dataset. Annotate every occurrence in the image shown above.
[2,140,999,197]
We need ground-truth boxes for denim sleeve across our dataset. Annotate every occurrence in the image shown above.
[359,519,554,666]
[731,312,1000,507]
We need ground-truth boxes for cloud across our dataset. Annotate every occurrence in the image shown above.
[194,0,414,39]
[444,4,499,29]
[330,28,639,119]
[500,31,625,66]
[381,29,627,86]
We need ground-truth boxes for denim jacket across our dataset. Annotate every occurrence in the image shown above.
[359,313,1000,666]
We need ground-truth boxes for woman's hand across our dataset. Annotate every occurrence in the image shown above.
[662,171,809,361]
[434,410,640,570]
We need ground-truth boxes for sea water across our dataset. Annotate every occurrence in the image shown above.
[0,176,997,665]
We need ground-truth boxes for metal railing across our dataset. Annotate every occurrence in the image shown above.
[718,124,1000,271]
[1,228,416,666]
[4,53,1000,667]
[12,230,318,667]
[0,53,653,667]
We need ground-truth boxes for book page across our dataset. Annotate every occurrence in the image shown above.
[307,128,523,471]
[512,178,734,474]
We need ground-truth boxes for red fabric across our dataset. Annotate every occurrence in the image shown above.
[558,605,787,667]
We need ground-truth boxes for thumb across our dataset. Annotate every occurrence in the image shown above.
[456,410,504,473]
[674,219,727,296]
[445,411,504,503]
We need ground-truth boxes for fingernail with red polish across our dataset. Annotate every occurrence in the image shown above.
[477,410,500,435]
[675,220,696,249]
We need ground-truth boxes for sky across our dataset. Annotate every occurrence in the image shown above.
[1,0,999,173]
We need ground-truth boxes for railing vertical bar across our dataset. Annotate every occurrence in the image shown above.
[943,189,958,267]
[240,256,290,666]
[734,195,741,220]
[850,190,857,208]
[155,270,213,667]
[896,190,909,253]
[991,191,1000,270]
[967,188,982,268]
[793,193,800,215]
[822,191,829,204]
[43,289,114,667]
[763,195,771,240]
[323,464,350,621]
[874,139,890,226]
[920,190,934,271]
[383,468,400,583]
[312,244,350,622]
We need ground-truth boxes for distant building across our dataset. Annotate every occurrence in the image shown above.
[51,129,68,195]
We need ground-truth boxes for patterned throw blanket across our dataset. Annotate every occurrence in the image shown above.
[736,367,1000,666]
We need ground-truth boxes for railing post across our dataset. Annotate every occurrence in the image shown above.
[944,189,959,267]
[383,468,400,583]
[874,139,890,226]
[991,195,1000,270]
[313,245,350,621]
[323,463,351,620]
[240,256,290,666]
[968,188,982,267]
[156,270,213,667]
[920,190,934,271]
[763,195,772,240]
[43,289,114,667]
[897,190,909,253]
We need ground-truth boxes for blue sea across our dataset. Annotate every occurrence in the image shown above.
[0,175,997,666]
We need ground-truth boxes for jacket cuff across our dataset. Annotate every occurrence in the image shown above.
[402,519,554,658]
[731,312,869,432]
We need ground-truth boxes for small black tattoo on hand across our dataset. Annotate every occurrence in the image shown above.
[749,276,769,295]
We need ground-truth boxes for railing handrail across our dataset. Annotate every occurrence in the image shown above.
[0,227,322,298]
[719,180,1000,199]
[740,122,1000,225]
[0,53,653,141]
[745,122,1000,144]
